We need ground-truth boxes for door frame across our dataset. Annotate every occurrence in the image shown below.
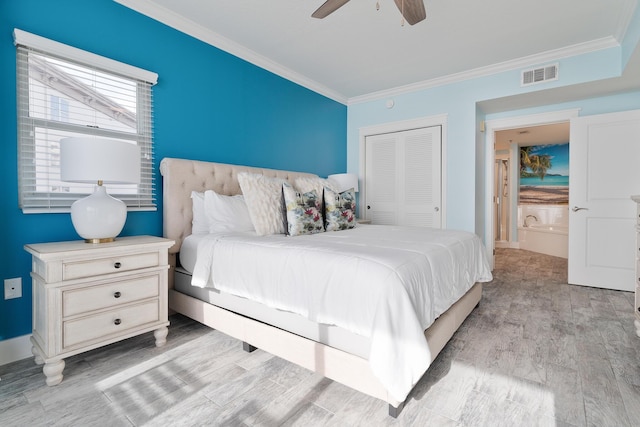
[359,114,448,227]
[484,108,580,269]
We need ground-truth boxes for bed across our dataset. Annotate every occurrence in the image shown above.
[160,157,492,417]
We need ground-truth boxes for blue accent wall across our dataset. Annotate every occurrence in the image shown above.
[0,0,347,341]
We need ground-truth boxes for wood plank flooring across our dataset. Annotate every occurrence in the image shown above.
[2,248,640,426]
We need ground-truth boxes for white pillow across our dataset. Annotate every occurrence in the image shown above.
[294,176,338,196]
[204,190,254,233]
[238,172,288,236]
[191,191,209,234]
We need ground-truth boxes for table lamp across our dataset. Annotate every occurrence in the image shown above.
[60,137,140,243]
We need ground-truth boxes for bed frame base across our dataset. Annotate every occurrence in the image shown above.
[389,401,405,418]
[242,342,257,353]
[168,282,481,417]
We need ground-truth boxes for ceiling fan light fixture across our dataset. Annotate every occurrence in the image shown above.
[312,0,426,26]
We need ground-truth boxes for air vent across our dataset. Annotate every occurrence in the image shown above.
[521,64,559,86]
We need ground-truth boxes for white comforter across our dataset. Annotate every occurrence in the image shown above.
[191,225,492,402]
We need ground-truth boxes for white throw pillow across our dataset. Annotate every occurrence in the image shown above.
[294,176,338,197]
[238,172,288,236]
[204,190,254,233]
[191,191,209,234]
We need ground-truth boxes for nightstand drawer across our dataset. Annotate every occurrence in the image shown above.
[63,251,159,280]
[63,274,160,317]
[63,300,160,349]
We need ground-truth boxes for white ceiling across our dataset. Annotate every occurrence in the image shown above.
[116,0,640,106]
[495,123,569,152]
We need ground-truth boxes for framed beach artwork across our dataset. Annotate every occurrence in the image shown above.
[519,143,569,204]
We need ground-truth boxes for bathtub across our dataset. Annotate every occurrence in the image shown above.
[517,205,568,259]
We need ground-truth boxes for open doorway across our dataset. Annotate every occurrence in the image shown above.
[483,109,579,269]
[494,123,570,258]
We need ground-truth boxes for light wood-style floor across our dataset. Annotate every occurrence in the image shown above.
[2,248,640,426]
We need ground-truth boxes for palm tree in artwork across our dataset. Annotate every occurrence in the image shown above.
[520,146,552,180]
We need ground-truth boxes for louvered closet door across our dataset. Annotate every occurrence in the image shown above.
[364,126,442,227]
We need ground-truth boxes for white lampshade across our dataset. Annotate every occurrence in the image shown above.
[328,173,359,193]
[60,137,140,243]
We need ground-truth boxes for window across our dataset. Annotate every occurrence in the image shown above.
[14,29,158,212]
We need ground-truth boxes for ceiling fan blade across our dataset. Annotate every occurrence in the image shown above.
[312,0,351,19]
[393,0,426,25]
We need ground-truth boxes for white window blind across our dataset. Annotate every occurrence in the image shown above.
[14,29,158,213]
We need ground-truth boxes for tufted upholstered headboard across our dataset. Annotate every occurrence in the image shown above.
[159,157,318,262]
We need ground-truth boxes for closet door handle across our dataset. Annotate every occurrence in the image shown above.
[572,206,588,212]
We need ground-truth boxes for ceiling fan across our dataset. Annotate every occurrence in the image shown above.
[312,0,426,26]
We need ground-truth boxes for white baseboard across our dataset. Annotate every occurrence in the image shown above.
[495,241,519,249]
[0,334,32,366]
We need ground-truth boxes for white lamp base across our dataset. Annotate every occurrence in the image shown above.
[70,185,127,243]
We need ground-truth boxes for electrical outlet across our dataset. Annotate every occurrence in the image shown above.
[4,278,22,300]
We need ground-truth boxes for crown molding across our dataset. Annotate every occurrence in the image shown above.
[347,36,620,105]
[114,0,348,104]
[614,0,638,42]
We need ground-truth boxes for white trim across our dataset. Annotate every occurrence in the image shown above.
[614,0,638,43]
[13,28,158,85]
[483,109,580,269]
[495,241,520,249]
[349,37,618,105]
[0,334,32,367]
[358,114,448,228]
[114,0,346,104]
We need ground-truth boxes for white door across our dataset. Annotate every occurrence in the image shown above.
[364,126,442,227]
[568,109,640,291]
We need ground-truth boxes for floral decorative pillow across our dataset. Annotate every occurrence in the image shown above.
[282,182,324,236]
[237,172,288,236]
[324,187,356,231]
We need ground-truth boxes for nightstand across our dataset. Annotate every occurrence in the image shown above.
[24,235,174,386]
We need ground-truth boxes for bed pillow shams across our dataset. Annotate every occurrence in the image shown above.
[324,187,357,231]
[294,176,339,197]
[191,191,209,234]
[204,190,254,233]
[238,172,288,236]
[282,182,324,236]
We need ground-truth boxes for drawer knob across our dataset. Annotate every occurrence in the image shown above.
[114,291,121,298]
[114,262,122,269]
[114,318,122,325]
